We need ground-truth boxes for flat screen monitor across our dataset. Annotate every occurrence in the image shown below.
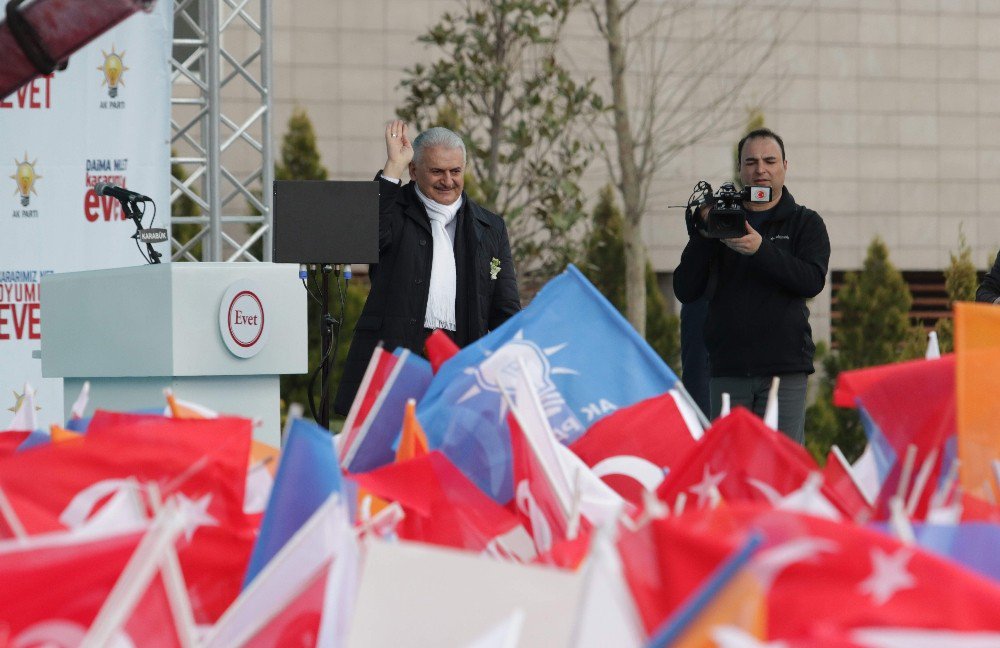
[272,180,379,264]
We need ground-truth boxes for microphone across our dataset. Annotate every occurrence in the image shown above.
[94,181,151,203]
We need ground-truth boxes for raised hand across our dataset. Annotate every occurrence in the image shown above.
[383,119,413,179]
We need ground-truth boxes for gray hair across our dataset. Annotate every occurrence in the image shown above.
[412,127,466,165]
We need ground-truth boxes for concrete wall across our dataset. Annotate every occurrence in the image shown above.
[237,0,1000,347]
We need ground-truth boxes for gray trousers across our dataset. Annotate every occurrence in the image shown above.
[709,373,808,444]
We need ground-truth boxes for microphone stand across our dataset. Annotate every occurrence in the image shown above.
[122,198,161,264]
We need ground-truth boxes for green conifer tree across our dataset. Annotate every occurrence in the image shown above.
[276,108,328,182]
[581,186,680,372]
[805,237,922,462]
[934,226,978,353]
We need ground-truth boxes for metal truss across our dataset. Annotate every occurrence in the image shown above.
[169,0,272,262]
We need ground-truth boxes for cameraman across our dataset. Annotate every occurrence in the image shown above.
[673,128,830,443]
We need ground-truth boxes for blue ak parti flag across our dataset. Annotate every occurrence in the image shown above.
[417,264,678,503]
[242,417,344,587]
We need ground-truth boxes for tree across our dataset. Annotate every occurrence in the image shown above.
[245,108,330,259]
[275,108,328,182]
[590,0,795,334]
[581,185,680,372]
[933,226,978,353]
[805,237,923,462]
[397,0,603,296]
[271,108,366,429]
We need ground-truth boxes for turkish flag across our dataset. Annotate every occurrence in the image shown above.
[0,412,256,623]
[620,503,1000,640]
[656,408,853,517]
[746,506,1000,639]
[122,571,186,648]
[570,390,700,504]
[507,414,580,561]
[351,451,520,552]
[0,530,143,644]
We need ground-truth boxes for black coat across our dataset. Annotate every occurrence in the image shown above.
[673,187,830,378]
[333,173,521,415]
[977,250,1000,304]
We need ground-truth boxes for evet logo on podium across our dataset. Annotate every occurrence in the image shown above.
[219,280,269,358]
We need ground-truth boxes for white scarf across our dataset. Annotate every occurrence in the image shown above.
[415,185,462,331]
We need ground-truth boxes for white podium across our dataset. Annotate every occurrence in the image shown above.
[40,263,308,446]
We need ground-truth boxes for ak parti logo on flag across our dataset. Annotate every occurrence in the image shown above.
[9,152,40,217]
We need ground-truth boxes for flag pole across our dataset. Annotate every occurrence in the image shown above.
[674,380,711,429]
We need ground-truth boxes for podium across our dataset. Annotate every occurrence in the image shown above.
[40,263,307,446]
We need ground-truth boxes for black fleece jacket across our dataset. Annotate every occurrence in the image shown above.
[976,250,1000,304]
[673,187,830,377]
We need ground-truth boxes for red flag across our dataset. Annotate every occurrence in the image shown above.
[747,506,1000,639]
[570,390,700,504]
[617,506,744,633]
[0,430,30,457]
[656,408,853,517]
[820,447,874,523]
[0,412,256,623]
[233,566,329,647]
[425,328,459,373]
[958,492,1000,522]
[853,356,956,458]
[507,414,578,560]
[0,531,143,643]
[849,358,956,520]
[84,411,253,524]
[620,503,1000,640]
[122,571,187,648]
[833,355,952,408]
[351,451,520,552]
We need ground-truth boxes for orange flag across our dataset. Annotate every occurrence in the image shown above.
[49,424,82,443]
[395,399,428,463]
[165,388,218,419]
[955,302,1000,501]
[250,439,280,477]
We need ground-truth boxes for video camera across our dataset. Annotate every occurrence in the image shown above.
[685,181,772,239]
